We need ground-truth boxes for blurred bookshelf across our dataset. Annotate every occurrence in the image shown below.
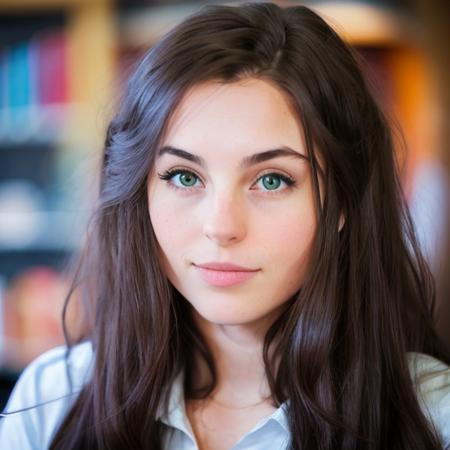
[0,0,115,409]
[0,0,446,409]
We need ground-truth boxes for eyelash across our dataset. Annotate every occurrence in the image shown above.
[157,168,297,196]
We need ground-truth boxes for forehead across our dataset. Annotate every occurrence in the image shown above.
[162,78,305,155]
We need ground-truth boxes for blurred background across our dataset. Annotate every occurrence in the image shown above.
[0,0,449,409]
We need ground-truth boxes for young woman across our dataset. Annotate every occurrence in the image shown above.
[1,2,450,449]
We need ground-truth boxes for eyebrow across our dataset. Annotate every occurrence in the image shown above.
[156,145,309,169]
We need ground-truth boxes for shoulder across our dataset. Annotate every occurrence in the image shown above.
[0,340,94,450]
[407,351,450,448]
[6,340,94,406]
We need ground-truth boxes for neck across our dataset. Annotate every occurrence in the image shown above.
[189,308,282,407]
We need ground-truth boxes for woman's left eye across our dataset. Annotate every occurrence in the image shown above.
[256,172,295,193]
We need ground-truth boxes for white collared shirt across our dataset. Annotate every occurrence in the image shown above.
[0,341,449,449]
[158,369,290,449]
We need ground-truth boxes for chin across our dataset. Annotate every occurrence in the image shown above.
[193,303,268,327]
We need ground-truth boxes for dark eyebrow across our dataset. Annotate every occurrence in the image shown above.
[156,145,309,169]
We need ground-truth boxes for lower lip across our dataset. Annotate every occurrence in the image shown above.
[194,266,260,287]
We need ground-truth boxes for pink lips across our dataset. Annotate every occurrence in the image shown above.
[193,262,260,287]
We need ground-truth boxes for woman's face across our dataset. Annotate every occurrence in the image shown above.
[147,78,319,327]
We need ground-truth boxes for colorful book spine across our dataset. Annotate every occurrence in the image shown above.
[6,40,31,134]
[0,48,7,136]
[37,30,68,106]
[0,28,69,139]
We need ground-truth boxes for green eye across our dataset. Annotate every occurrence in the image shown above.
[158,169,200,190]
[261,174,282,190]
[254,172,297,195]
[178,172,197,187]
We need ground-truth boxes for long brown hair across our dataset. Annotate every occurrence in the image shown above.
[49,2,450,449]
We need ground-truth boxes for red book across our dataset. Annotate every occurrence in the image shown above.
[36,29,68,105]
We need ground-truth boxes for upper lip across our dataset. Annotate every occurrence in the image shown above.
[194,261,260,272]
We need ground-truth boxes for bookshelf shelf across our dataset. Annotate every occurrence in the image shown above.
[118,1,415,49]
[310,1,416,47]
[0,247,72,281]
[0,0,88,11]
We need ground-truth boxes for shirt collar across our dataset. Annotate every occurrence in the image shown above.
[157,370,195,438]
[157,370,290,436]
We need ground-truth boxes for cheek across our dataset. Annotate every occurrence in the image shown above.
[148,190,197,269]
[260,202,316,249]
[149,201,170,243]
[148,189,174,250]
[260,208,316,280]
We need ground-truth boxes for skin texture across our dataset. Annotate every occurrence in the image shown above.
[147,78,319,448]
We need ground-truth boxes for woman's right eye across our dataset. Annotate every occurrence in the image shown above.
[157,169,202,192]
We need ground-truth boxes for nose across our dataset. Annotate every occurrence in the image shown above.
[202,192,247,246]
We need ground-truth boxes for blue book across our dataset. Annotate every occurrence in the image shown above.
[0,48,7,136]
[0,48,5,110]
[6,40,31,134]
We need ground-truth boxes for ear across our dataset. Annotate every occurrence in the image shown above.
[338,213,345,232]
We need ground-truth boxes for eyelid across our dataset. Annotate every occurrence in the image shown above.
[157,166,206,186]
[255,168,295,182]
